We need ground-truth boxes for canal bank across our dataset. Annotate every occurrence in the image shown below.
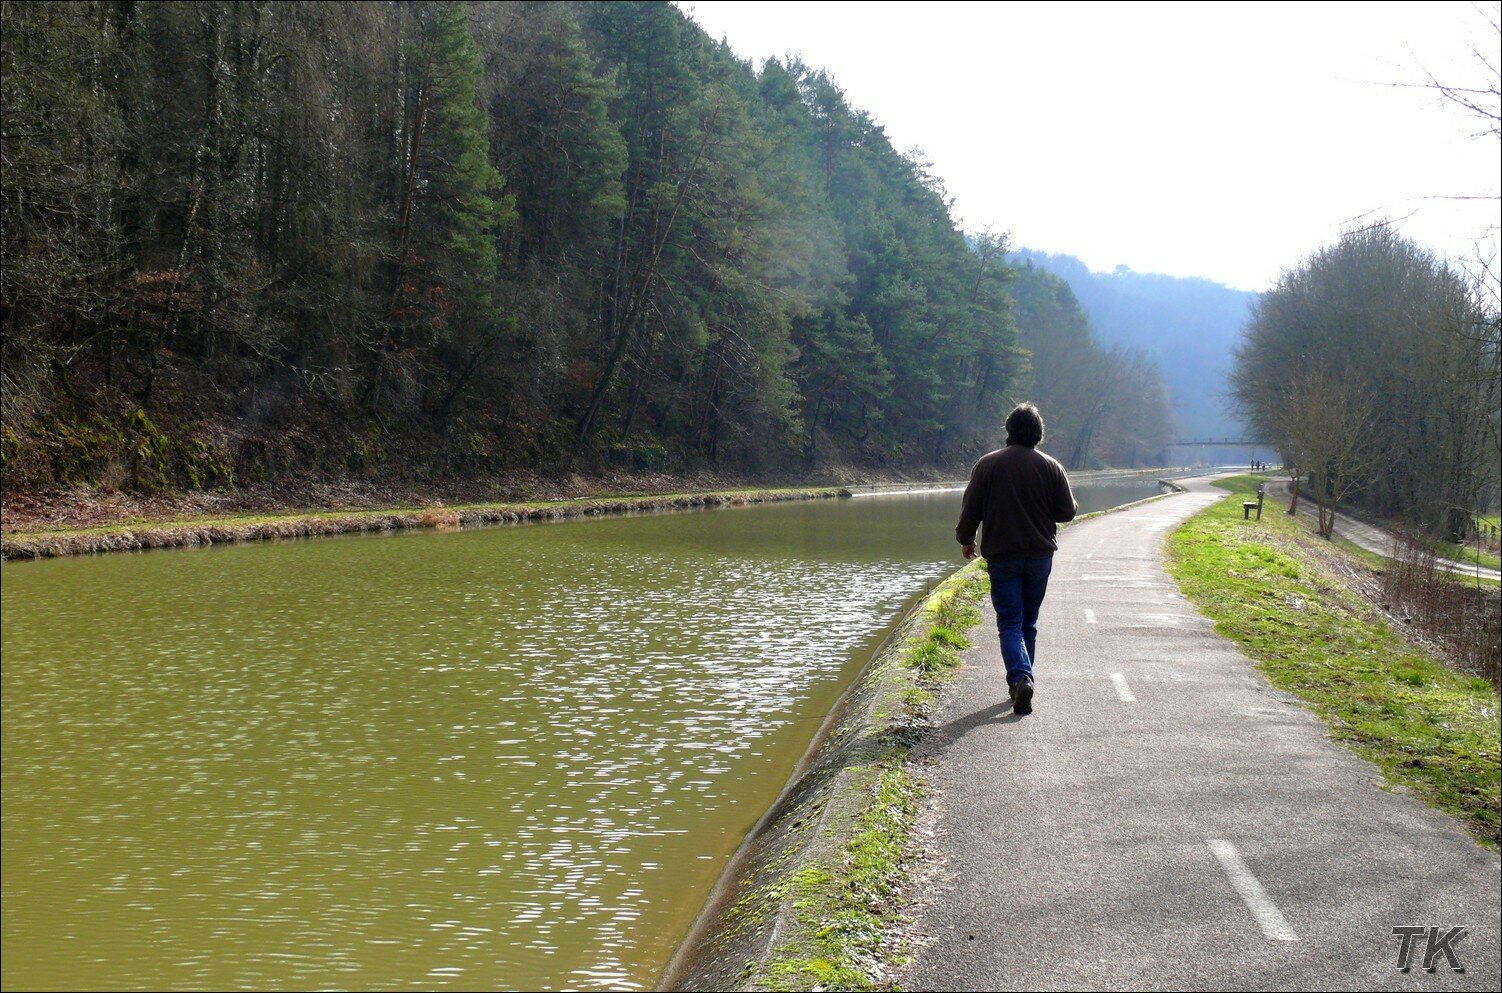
[659,560,988,992]
[662,487,1184,992]
[0,486,848,560]
[1,467,1196,561]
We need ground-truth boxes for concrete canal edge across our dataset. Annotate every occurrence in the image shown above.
[0,487,849,560]
[658,558,990,992]
[658,484,1187,992]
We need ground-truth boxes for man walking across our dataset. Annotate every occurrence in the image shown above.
[955,403,1077,715]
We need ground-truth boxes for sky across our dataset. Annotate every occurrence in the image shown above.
[677,1,1501,292]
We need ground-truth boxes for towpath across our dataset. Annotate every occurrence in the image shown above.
[901,475,1500,991]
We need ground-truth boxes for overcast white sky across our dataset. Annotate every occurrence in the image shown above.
[678,1,1501,292]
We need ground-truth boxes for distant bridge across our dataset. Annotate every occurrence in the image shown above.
[1168,439,1272,448]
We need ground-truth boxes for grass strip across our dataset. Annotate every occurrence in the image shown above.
[1166,475,1501,845]
[2,486,848,559]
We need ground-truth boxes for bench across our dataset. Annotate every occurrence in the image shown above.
[1243,484,1265,521]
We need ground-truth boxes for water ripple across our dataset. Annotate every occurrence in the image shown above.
[1,484,1158,989]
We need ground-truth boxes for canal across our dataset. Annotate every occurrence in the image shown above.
[1,476,1164,991]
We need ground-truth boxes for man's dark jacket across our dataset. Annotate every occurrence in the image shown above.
[955,443,1078,559]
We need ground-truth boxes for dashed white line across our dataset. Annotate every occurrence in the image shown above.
[1084,609,1097,624]
[1108,672,1135,701]
[1135,613,1192,625]
[1207,840,1298,941]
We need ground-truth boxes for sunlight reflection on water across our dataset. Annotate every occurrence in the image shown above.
[1,480,1160,990]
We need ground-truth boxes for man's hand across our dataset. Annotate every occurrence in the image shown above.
[962,542,977,560]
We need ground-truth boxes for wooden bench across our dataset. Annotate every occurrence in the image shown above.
[1243,484,1265,521]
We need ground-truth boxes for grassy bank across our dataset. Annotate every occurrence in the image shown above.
[0,486,848,560]
[1166,476,1501,844]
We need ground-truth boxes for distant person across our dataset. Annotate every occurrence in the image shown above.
[955,403,1078,715]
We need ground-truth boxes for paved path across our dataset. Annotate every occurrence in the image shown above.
[1265,479,1501,582]
[901,477,1500,991]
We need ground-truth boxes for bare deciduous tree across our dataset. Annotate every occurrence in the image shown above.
[1277,368,1379,539]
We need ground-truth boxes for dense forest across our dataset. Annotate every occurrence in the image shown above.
[1233,223,1500,540]
[1011,249,1254,441]
[1,0,1171,498]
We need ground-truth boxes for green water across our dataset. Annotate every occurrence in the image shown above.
[1,480,1161,991]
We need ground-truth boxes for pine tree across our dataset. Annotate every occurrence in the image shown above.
[385,0,515,415]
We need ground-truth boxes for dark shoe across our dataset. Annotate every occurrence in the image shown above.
[1013,677,1034,715]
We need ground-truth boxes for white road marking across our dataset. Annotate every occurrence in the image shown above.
[1207,840,1298,941]
[1108,672,1135,701]
[1097,538,1105,544]
[1084,609,1097,624]
[1085,552,1094,559]
[1136,613,1192,625]
[1063,578,1158,589]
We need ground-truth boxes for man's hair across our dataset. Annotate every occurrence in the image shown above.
[1005,402,1045,448]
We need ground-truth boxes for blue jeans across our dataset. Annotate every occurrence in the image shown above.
[987,555,1053,686]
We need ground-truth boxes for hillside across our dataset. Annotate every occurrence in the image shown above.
[2,2,1183,506]
[1011,249,1255,440]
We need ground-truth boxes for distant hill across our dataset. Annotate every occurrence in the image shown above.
[1010,250,1255,441]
